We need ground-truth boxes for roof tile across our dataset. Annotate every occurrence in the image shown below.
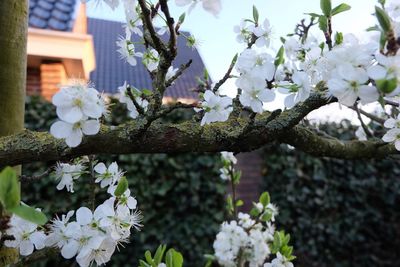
[88,18,203,99]
[28,0,77,31]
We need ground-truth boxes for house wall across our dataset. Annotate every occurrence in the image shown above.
[39,62,67,101]
[26,67,41,95]
[234,151,264,212]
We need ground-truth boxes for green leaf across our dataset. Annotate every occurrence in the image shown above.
[235,199,244,207]
[261,211,272,222]
[114,176,128,197]
[9,204,47,225]
[320,0,332,17]
[231,53,238,65]
[178,13,186,24]
[154,245,167,265]
[334,32,343,45]
[172,251,183,267]
[331,3,351,16]
[253,5,259,23]
[274,46,285,67]
[142,89,152,96]
[318,16,328,32]
[375,6,392,33]
[305,12,321,18]
[144,251,154,265]
[139,260,152,267]
[259,191,270,206]
[0,167,20,209]
[366,25,380,32]
[376,78,397,93]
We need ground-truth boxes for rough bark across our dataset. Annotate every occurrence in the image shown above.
[0,94,395,166]
[0,0,28,265]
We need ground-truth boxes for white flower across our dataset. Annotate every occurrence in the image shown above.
[54,162,85,192]
[278,71,311,109]
[233,20,252,44]
[219,167,230,181]
[94,162,123,188]
[327,64,379,106]
[382,114,400,150]
[5,214,46,256]
[221,152,237,164]
[252,18,273,47]
[107,185,138,210]
[124,19,143,37]
[237,73,275,113]
[284,37,302,60]
[118,81,149,119]
[50,119,100,148]
[142,49,160,72]
[264,252,294,267]
[166,66,179,82]
[236,49,276,80]
[175,0,221,16]
[76,237,116,267]
[368,53,400,96]
[196,90,233,126]
[116,35,143,66]
[46,210,75,248]
[52,83,104,124]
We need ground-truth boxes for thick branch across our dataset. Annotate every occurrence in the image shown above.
[280,126,397,159]
[0,94,331,166]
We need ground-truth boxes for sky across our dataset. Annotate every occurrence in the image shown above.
[86,0,380,123]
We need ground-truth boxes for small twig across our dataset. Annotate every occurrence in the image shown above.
[212,54,237,93]
[385,99,400,107]
[138,0,166,53]
[159,0,177,57]
[349,106,385,124]
[88,155,96,211]
[154,102,197,119]
[127,86,145,115]
[150,2,160,18]
[165,59,192,88]
[11,248,58,267]
[19,168,52,183]
[353,104,373,138]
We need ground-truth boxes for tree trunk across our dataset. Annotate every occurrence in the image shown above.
[0,0,28,265]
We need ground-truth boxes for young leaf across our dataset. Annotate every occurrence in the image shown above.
[178,13,186,24]
[318,16,328,32]
[375,6,392,33]
[331,3,351,16]
[172,250,183,267]
[154,245,167,265]
[9,204,47,225]
[235,199,244,207]
[0,167,20,209]
[114,176,128,197]
[376,78,397,93]
[334,32,343,45]
[320,0,332,17]
[144,250,153,265]
[274,46,285,67]
[259,191,270,206]
[253,5,259,24]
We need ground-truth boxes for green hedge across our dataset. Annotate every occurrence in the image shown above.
[22,96,226,266]
[261,121,400,267]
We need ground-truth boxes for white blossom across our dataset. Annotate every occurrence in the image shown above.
[54,162,85,192]
[5,213,46,256]
[118,81,149,119]
[252,18,273,48]
[94,162,123,188]
[263,252,294,267]
[116,34,143,66]
[175,0,222,16]
[327,64,379,106]
[382,114,400,150]
[50,119,100,148]
[233,20,252,44]
[195,90,233,126]
[142,49,160,72]
[278,71,311,109]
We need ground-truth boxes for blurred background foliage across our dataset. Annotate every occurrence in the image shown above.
[262,121,400,267]
[22,96,400,266]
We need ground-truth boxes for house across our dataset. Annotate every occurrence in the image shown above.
[26,0,263,211]
[27,0,202,102]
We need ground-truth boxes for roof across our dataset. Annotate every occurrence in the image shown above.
[29,0,78,31]
[87,18,203,99]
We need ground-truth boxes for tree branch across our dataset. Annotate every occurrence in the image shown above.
[280,126,397,159]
